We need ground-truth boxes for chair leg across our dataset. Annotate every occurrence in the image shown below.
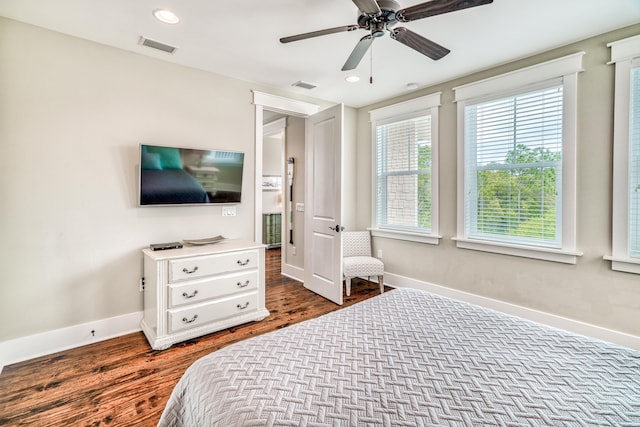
[346,277,352,296]
[378,276,384,294]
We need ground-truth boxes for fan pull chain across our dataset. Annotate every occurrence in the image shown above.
[370,41,374,84]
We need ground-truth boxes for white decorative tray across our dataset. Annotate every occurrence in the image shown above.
[182,235,225,246]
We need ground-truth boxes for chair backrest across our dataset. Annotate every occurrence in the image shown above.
[342,231,372,257]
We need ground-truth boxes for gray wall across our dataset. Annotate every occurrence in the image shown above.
[0,17,323,341]
[355,23,640,337]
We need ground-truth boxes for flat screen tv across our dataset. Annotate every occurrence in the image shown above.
[138,144,244,206]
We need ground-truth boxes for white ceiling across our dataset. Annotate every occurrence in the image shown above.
[1,0,639,108]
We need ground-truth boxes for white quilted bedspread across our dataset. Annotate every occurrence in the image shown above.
[158,288,640,426]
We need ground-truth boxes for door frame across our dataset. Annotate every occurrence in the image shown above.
[252,91,320,279]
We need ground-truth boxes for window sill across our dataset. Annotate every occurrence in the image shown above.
[453,237,582,264]
[603,255,640,274]
[369,228,441,245]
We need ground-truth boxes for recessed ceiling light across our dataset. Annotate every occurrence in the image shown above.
[153,9,180,24]
[345,75,360,83]
[406,82,419,90]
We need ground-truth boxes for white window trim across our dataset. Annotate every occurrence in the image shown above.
[369,93,442,244]
[369,228,441,245]
[453,52,585,264]
[604,35,640,274]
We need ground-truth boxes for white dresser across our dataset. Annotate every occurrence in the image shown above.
[141,239,269,350]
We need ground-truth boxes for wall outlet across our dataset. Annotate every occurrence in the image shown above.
[222,206,236,217]
[377,249,383,258]
[291,246,296,255]
[139,277,145,292]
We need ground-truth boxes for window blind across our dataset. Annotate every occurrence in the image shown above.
[464,85,563,248]
[630,67,640,257]
[376,115,432,232]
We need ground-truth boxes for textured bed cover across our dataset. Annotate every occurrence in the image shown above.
[158,288,640,426]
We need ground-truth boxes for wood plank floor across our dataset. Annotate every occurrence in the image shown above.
[0,249,389,426]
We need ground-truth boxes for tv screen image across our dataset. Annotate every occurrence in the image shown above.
[138,144,244,206]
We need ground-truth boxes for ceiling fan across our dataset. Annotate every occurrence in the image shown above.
[280,0,493,71]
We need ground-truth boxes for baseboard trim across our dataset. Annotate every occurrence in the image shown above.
[384,272,640,351]
[281,263,304,283]
[0,311,143,373]
[3,273,638,373]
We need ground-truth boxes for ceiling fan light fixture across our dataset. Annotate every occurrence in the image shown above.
[153,9,180,24]
[280,0,495,74]
[345,75,360,83]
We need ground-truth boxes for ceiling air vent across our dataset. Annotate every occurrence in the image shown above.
[138,36,177,54]
[292,81,317,90]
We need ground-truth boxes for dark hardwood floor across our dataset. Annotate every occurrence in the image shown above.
[0,249,388,426]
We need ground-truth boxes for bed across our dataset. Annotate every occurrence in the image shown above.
[158,288,640,426]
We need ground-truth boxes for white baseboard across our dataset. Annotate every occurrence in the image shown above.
[0,311,143,373]
[281,263,304,283]
[3,272,638,373]
[0,262,303,374]
[383,272,640,351]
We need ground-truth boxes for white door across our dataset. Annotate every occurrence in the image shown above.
[304,104,344,305]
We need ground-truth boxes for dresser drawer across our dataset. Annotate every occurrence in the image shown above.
[168,271,258,308]
[169,250,258,282]
[168,292,258,333]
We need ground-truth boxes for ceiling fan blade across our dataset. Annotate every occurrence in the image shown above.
[352,0,381,15]
[397,0,493,22]
[342,35,374,71]
[280,25,360,43]
[390,27,450,60]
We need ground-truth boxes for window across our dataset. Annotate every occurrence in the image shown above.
[631,67,640,258]
[370,93,441,244]
[605,35,640,274]
[454,53,584,264]
[627,64,640,261]
[376,115,431,230]
[464,85,563,248]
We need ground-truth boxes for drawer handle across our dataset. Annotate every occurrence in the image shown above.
[236,280,250,288]
[182,314,198,324]
[182,290,198,299]
[182,266,199,274]
[237,259,250,266]
[237,302,250,310]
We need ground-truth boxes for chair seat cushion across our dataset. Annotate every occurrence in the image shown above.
[343,256,384,277]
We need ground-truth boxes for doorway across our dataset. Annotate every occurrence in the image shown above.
[262,116,285,251]
[253,92,350,305]
[253,92,319,283]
